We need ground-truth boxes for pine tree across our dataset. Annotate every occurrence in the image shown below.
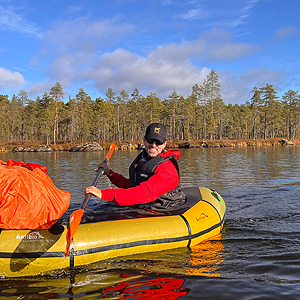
[205,70,221,140]
[260,84,279,139]
[16,89,29,143]
[50,82,65,145]
[282,90,300,138]
[76,88,93,141]
[250,87,262,139]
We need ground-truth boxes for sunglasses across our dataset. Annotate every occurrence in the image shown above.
[146,139,164,145]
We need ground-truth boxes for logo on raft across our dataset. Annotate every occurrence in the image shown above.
[196,213,208,221]
[16,231,45,240]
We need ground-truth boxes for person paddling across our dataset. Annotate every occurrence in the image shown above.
[85,122,186,211]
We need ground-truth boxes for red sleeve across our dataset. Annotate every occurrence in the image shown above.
[101,160,179,206]
[107,170,131,188]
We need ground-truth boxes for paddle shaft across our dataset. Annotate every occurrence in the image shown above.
[64,144,115,257]
[81,160,108,210]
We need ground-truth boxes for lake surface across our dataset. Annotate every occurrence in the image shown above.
[1,146,300,299]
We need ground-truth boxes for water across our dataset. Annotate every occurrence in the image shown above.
[1,146,300,299]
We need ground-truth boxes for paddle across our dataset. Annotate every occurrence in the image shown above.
[64,144,115,257]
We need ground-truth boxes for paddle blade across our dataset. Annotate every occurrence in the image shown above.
[106,144,115,161]
[64,209,84,257]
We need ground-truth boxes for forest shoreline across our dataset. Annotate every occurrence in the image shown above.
[0,138,299,153]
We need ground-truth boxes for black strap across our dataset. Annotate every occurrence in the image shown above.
[179,214,191,247]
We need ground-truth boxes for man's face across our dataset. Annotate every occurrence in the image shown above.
[144,139,167,157]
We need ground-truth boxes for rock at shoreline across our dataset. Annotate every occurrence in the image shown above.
[33,145,53,152]
[69,142,103,152]
[280,139,295,146]
[178,142,191,148]
[120,142,136,150]
[189,144,201,148]
[12,145,53,152]
[12,146,24,152]
[137,143,145,150]
[201,141,220,148]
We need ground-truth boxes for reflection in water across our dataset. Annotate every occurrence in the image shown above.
[186,234,225,277]
[100,274,189,299]
[0,235,225,298]
[0,271,189,299]
[82,233,225,279]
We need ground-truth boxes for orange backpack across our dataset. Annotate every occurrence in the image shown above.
[0,160,70,229]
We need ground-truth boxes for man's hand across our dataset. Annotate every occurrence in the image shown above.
[96,163,110,175]
[85,186,102,199]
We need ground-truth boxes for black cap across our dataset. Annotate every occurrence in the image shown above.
[144,123,167,143]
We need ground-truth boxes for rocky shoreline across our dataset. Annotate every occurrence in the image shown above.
[0,138,298,153]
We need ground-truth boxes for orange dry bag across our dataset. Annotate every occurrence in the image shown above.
[0,160,70,229]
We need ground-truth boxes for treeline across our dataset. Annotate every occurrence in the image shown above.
[1,70,300,144]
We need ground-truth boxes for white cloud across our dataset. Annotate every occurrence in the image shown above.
[238,0,259,23]
[44,16,135,52]
[32,19,260,102]
[80,48,210,98]
[28,81,53,96]
[34,18,260,99]
[30,16,136,86]
[162,0,172,6]
[175,0,259,28]
[219,68,283,103]
[0,67,25,89]
[274,25,299,40]
[74,27,258,99]
[199,29,259,61]
[209,42,258,61]
[0,5,42,38]
[177,8,209,20]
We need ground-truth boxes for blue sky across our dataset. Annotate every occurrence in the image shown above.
[0,0,299,104]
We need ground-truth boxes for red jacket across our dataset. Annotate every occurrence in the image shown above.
[101,149,181,206]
